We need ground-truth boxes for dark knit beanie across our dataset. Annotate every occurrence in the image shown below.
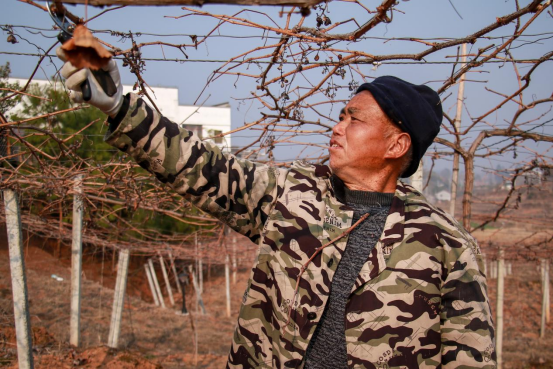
[356,76,443,178]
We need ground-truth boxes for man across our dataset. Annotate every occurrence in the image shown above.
[59,49,496,368]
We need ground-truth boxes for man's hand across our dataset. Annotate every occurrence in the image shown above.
[57,47,124,118]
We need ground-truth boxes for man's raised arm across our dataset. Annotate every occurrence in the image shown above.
[59,49,284,240]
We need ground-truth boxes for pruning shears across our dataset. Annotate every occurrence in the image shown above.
[46,1,117,101]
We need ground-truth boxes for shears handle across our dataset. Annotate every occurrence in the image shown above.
[85,69,117,101]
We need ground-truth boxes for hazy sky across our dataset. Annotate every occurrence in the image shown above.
[1,0,552,171]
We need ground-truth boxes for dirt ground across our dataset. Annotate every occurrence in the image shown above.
[485,262,553,368]
[0,228,245,368]
[1,226,553,368]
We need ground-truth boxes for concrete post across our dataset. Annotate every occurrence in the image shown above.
[144,264,160,306]
[70,175,83,347]
[225,254,231,317]
[4,189,34,369]
[159,255,175,306]
[449,43,467,218]
[194,233,199,286]
[148,259,165,308]
[189,265,206,314]
[198,243,203,294]
[541,259,550,337]
[108,249,130,348]
[496,250,505,369]
[544,260,551,323]
[482,254,487,276]
[169,253,182,294]
[411,159,424,193]
[232,237,237,285]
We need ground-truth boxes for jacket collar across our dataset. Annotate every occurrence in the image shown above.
[330,174,348,204]
[382,182,407,248]
[326,170,430,290]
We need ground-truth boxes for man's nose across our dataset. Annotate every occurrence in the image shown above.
[332,120,346,135]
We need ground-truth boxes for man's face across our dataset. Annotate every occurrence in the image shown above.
[329,91,394,182]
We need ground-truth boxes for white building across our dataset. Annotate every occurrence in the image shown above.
[8,78,232,151]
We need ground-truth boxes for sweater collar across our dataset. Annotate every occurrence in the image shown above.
[344,188,394,207]
[330,173,407,248]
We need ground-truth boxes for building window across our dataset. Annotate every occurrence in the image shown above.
[210,130,223,144]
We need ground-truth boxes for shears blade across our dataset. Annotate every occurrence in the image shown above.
[46,1,74,42]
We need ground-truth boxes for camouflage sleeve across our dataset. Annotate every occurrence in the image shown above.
[440,240,496,368]
[103,93,284,240]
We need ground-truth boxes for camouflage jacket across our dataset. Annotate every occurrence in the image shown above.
[105,94,496,369]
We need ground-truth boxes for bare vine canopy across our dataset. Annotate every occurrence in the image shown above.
[1,0,552,261]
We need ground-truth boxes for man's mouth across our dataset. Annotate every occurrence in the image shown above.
[329,140,342,149]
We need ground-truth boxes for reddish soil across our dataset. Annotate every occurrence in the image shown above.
[1,339,162,369]
[0,227,246,368]
[1,222,552,368]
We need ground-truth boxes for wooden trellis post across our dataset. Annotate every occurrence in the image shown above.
[159,254,175,306]
[144,264,160,306]
[496,249,505,369]
[4,189,34,369]
[108,249,130,348]
[70,175,83,347]
[225,254,231,317]
[148,258,166,308]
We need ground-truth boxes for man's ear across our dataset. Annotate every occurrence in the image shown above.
[385,132,411,160]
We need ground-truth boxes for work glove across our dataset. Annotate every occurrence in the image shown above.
[57,47,124,118]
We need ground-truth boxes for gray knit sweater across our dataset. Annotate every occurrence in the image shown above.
[304,189,393,369]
